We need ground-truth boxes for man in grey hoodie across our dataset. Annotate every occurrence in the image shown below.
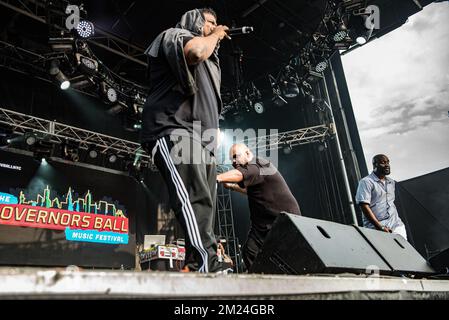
[141,8,231,273]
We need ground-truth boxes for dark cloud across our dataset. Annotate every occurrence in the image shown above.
[362,90,449,135]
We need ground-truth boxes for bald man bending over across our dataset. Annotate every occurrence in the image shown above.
[217,143,301,271]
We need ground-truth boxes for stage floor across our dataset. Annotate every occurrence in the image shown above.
[1,267,449,299]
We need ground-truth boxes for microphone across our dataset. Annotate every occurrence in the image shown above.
[226,26,254,35]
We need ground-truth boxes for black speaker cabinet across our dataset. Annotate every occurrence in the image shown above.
[428,247,449,274]
[354,226,435,276]
[250,213,392,275]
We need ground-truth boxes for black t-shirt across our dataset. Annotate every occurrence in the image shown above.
[141,36,221,153]
[236,157,301,231]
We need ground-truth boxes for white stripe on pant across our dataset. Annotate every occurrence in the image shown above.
[155,137,209,272]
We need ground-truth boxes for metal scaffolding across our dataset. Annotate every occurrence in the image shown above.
[0,107,153,167]
[216,165,242,273]
[0,0,147,67]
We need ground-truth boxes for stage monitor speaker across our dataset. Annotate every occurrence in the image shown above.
[428,247,449,274]
[354,226,435,277]
[250,213,392,275]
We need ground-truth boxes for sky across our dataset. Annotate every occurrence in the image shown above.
[341,1,449,182]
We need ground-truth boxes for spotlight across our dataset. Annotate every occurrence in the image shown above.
[356,35,367,45]
[100,82,119,104]
[108,154,117,163]
[0,125,14,147]
[75,53,98,75]
[253,102,264,114]
[332,22,348,42]
[133,148,143,168]
[133,122,142,130]
[315,60,328,73]
[283,146,292,155]
[333,30,348,42]
[281,82,300,98]
[58,76,71,90]
[318,143,326,152]
[88,148,98,159]
[25,133,37,146]
[76,21,95,38]
[107,87,118,103]
[49,60,70,90]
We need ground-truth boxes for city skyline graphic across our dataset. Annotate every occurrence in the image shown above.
[14,186,126,218]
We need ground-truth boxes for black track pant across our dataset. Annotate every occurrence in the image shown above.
[146,135,221,273]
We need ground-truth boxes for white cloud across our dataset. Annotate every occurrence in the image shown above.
[342,2,449,181]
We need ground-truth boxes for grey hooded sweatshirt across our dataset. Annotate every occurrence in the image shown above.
[141,9,222,154]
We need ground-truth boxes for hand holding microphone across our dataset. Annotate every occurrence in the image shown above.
[226,26,254,36]
[212,25,232,41]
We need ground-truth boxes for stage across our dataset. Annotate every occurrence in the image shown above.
[1,267,449,300]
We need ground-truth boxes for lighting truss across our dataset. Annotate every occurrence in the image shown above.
[0,0,147,67]
[246,124,329,151]
[0,107,155,169]
[216,124,330,163]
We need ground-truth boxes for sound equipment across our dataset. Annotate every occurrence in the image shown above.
[250,213,391,275]
[355,226,435,276]
[429,247,449,274]
[250,213,436,277]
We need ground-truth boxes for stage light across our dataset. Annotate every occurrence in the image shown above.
[88,148,98,159]
[332,22,348,42]
[41,158,48,165]
[107,87,118,103]
[108,154,117,163]
[315,60,328,73]
[59,78,71,90]
[76,21,95,38]
[133,123,142,130]
[133,148,143,168]
[75,53,98,75]
[25,133,37,146]
[253,102,264,114]
[283,145,292,155]
[281,82,300,98]
[49,60,70,90]
[0,125,14,147]
[100,82,120,104]
[356,36,367,45]
[333,30,348,42]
